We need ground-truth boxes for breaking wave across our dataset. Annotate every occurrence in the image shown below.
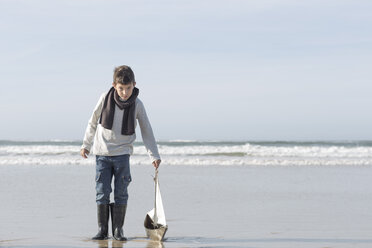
[1,140,372,166]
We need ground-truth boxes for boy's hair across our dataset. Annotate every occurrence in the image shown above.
[113,65,135,85]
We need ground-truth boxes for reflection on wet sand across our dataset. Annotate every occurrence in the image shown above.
[89,238,165,248]
[145,240,165,248]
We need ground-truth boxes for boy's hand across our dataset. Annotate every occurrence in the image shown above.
[80,148,90,158]
[152,159,161,169]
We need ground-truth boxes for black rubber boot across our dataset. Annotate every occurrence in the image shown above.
[92,204,110,240]
[110,203,127,241]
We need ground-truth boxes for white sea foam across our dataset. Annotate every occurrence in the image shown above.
[0,145,79,155]
[1,141,372,166]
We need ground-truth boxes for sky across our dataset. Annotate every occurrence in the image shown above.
[0,0,372,141]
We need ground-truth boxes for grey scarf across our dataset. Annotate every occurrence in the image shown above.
[99,87,139,135]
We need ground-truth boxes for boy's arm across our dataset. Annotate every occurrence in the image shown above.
[137,100,161,163]
[81,94,105,153]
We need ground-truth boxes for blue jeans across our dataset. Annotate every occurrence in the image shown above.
[95,154,132,205]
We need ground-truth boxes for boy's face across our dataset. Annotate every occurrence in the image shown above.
[113,82,136,101]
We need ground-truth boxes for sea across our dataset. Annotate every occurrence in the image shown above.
[1,140,372,167]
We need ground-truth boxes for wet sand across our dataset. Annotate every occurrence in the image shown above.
[1,164,372,247]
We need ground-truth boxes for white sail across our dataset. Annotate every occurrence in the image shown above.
[153,174,166,226]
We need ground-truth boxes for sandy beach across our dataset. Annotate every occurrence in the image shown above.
[1,162,372,248]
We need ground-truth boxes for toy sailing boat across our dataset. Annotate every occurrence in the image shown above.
[144,169,168,241]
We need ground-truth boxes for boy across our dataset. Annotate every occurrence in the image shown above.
[80,65,161,241]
